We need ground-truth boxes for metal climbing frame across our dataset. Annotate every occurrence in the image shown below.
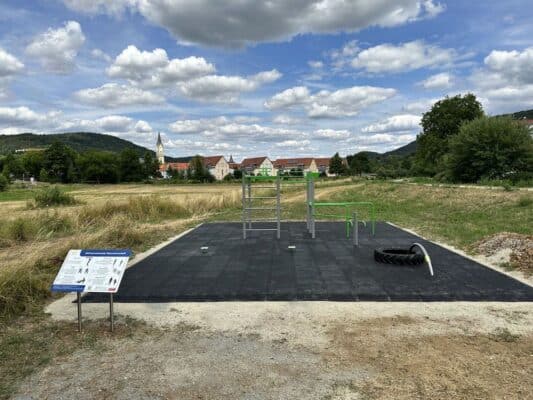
[242,172,317,240]
[242,174,281,239]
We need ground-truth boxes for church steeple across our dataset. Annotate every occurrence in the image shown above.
[229,154,234,163]
[156,132,164,164]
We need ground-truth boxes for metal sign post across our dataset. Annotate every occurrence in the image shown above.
[77,292,82,332]
[109,293,114,332]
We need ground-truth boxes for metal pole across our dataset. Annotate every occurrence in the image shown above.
[109,293,114,332]
[77,292,82,332]
[276,174,281,239]
[352,212,358,246]
[242,174,246,239]
[247,182,252,229]
[311,179,315,238]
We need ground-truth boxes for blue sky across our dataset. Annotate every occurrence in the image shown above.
[0,0,532,160]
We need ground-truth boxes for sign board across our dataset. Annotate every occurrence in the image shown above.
[51,249,131,293]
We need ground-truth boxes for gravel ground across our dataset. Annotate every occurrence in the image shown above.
[14,300,533,400]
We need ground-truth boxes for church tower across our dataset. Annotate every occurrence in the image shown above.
[156,132,164,164]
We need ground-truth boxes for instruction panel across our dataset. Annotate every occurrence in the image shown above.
[51,249,132,293]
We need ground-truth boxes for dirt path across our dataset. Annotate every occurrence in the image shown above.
[12,301,532,400]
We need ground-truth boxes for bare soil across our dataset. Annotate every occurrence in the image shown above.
[12,302,533,400]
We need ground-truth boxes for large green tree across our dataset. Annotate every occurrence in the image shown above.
[446,117,533,182]
[119,148,145,182]
[415,93,484,176]
[42,141,78,183]
[78,151,119,183]
[348,152,371,175]
[189,155,214,182]
[329,153,347,175]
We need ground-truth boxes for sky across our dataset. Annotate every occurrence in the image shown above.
[0,0,532,160]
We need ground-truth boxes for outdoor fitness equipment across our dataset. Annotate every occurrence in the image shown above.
[242,172,376,243]
[374,243,434,276]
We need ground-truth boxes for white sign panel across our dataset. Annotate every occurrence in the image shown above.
[51,249,131,293]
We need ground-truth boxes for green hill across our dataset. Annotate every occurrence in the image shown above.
[495,108,533,119]
[0,132,187,162]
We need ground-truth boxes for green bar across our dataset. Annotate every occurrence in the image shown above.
[311,201,376,236]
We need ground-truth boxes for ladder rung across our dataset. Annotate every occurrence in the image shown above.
[243,218,278,221]
[244,228,279,231]
[248,186,277,188]
[244,207,278,210]
[246,196,277,199]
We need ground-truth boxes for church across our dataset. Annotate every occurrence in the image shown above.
[156,133,231,180]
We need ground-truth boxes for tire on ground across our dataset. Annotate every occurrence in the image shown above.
[374,248,425,266]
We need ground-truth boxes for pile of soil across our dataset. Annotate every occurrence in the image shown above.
[475,232,533,274]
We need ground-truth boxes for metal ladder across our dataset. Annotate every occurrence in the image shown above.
[242,174,281,239]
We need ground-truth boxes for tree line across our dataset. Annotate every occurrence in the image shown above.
[0,142,159,184]
[338,93,532,184]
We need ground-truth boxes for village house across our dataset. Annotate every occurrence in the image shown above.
[240,157,276,176]
[159,162,189,179]
[314,157,333,176]
[202,155,231,180]
[273,158,318,175]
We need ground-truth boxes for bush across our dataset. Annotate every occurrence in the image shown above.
[0,174,8,192]
[5,218,36,242]
[31,186,77,208]
[447,117,533,183]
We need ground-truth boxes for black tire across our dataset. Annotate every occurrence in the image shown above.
[374,248,425,266]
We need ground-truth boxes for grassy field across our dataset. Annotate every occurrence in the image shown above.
[0,179,531,398]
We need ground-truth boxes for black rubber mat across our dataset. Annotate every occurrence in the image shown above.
[83,222,533,302]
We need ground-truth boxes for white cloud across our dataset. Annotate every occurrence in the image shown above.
[362,114,421,134]
[91,48,112,63]
[0,48,24,99]
[178,69,281,103]
[273,114,301,125]
[483,47,533,85]
[313,129,351,140]
[357,133,415,145]
[402,98,437,114]
[63,0,444,48]
[0,106,54,126]
[107,45,216,87]
[419,72,453,89]
[74,83,164,107]
[62,0,136,15]
[469,47,533,113]
[0,48,24,77]
[351,40,455,73]
[264,86,310,109]
[308,60,324,69]
[169,116,307,142]
[135,120,152,133]
[265,85,396,118]
[26,21,85,73]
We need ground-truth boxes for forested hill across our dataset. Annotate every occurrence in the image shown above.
[499,109,533,119]
[0,132,186,162]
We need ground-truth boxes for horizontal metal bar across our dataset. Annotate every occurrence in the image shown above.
[243,217,278,221]
[244,207,278,210]
[312,201,374,207]
[248,186,277,189]
[246,196,277,199]
[244,228,279,231]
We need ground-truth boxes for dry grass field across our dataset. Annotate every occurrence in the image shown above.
[0,179,532,399]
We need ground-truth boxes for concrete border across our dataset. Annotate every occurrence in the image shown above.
[127,223,203,269]
[386,221,533,288]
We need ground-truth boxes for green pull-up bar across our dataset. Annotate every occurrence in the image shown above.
[310,201,376,237]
